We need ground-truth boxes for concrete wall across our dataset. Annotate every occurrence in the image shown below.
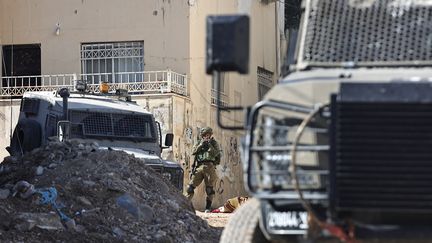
[0,100,20,158]
[0,0,190,74]
[0,0,281,210]
[186,0,279,209]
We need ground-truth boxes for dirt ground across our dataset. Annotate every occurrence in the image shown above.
[196,211,231,229]
[0,140,223,242]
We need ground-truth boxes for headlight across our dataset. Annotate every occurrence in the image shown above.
[162,172,172,181]
[250,110,327,191]
[260,152,321,190]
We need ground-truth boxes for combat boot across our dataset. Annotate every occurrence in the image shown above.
[205,199,212,213]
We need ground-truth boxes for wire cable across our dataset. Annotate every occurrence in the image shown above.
[289,104,324,222]
[289,103,357,243]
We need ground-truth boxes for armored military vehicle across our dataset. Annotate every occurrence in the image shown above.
[208,1,432,242]
[7,85,183,190]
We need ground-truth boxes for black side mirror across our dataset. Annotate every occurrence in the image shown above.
[164,133,174,147]
[206,15,250,74]
[205,14,250,130]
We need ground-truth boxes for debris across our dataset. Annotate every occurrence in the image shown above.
[64,218,77,231]
[0,140,221,242]
[74,207,100,217]
[0,189,10,199]
[211,196,249,213]
[15,213,64,231]
[35,166,44,176]
[12,181,36,199]
[112,226,124,238]
[76,196,92,206]
[116,193,142,219]
[48,163,57,169]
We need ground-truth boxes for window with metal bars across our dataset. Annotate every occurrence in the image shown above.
[211,72,228,106]
[80,41,144,84]
[69,110,156,142]
[257,67,273,100]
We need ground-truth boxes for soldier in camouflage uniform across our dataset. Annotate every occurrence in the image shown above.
[185,127,221,212]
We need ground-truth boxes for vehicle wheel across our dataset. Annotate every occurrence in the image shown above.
[9,119,42,156]
[220,198,269,243]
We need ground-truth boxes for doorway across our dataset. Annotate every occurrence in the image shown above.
[2,44,41,87]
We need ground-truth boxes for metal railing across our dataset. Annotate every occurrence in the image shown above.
[0,70,188,98]
[211,89,229,107]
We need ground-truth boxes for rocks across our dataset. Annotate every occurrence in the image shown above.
[90,142,99,150]
[0,165,11,174]
[140,204,155,224]
[15,213,64,231]
[35,166,44,176]
[2,156,17,164]
[15,219,37,231]
[82,180,96,187]
[77,196,92,206]
[0,189,10,200]
[112,226,124,238]
[64,218,77,231]
[12,181,36,199]
[48,163,57,169]
[0,140,221,242]
[167,199,180,213]
[116,194,142,219]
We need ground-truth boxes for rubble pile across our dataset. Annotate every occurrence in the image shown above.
[0,140,220,242]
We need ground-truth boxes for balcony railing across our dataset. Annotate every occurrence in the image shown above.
[0,70,188,98]
[211,89,229,107]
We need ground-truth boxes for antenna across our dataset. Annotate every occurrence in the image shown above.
[9,20,14,141]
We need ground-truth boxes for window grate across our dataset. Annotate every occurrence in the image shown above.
[81,41,144,84]
[69,110,155,141]
[300,0,432,66]
[257,67,273,100]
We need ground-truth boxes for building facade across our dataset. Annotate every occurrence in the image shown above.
[0,0,282,209]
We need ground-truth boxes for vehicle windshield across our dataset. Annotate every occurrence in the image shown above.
[68,110,156,142]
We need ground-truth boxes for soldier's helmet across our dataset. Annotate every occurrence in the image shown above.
[200,127,213,136]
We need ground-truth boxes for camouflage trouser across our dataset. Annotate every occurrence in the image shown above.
[185,162,217,203]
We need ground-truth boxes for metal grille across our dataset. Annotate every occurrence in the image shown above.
[333,83,432,212]
[211,73,228,106]
[248,103,329,193]
[69,110,155,140]
[81,41,144,84]
[164,167,184,191]
[257,67,273,100]
[300,0,432,66]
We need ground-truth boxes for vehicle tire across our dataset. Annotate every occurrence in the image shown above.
[220,198,269,243]
[9,119,42,156]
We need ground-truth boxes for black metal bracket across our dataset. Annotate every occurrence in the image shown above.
[214,71,246,130]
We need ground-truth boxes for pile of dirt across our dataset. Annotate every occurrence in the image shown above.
[0,140,221,242]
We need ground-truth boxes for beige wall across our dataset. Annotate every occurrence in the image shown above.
[0,0,281,210]
[186,0,279,209]
[0,100,20,158]
[0,0,190,74]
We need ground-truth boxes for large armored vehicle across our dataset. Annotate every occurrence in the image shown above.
[208,1,432,242]
[7,85,183,190]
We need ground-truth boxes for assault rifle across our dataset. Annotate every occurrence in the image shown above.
[190,156,198,180]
